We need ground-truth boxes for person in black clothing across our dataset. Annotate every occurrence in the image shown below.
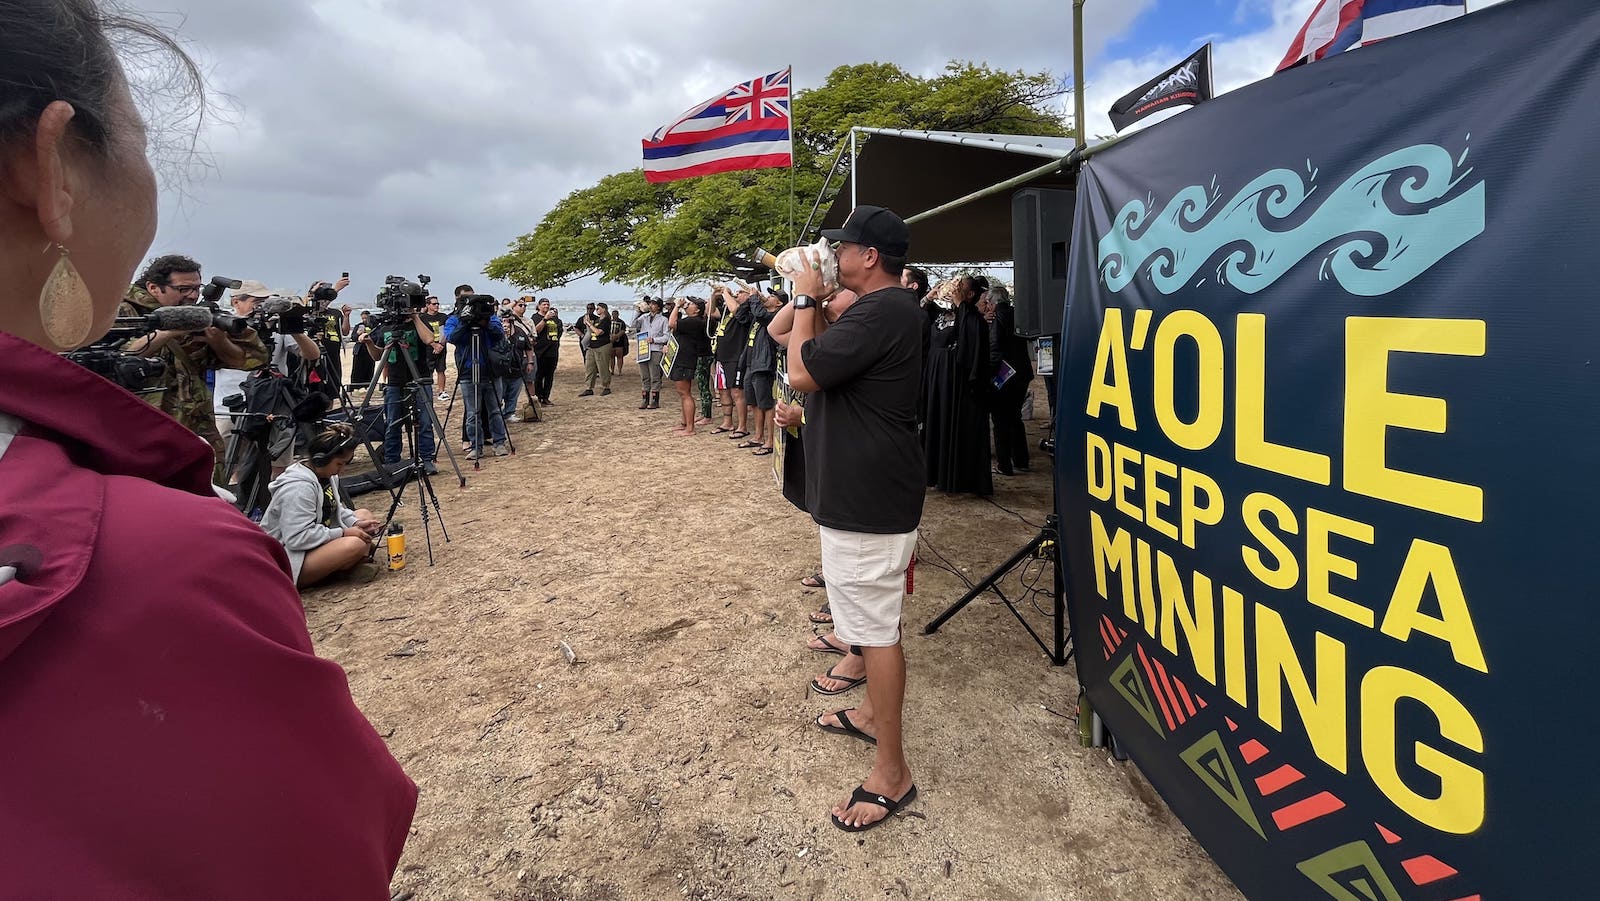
[982,285,1034,475]
[924,274,993,496]
[777,203,925,833]
[349,311,377,388]
[900,266,934,425]
[532,298,563,405]
[711,287,754,436]
[667,297,710,435]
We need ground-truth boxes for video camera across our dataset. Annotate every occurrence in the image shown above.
[194,275,250,337]
[250,296,310,337]
[63,346,167,395]
[456,293,499,327]
[377,275,430,315]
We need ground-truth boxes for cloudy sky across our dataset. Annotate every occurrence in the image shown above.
[127,0,1510,303]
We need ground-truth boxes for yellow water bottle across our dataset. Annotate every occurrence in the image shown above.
[386,523,406,571]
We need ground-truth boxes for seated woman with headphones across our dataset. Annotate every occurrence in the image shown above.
[260,423,384,588]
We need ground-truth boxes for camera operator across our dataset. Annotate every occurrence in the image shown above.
[305,277,352,393]
[443,295,511,459]
[213,282,321,442]
[418,296,450,398]
[532,298,563,405]
[365,302,438,474]
[119,254,269,480]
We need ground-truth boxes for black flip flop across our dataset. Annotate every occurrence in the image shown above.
[831,784,918,833]
[752,446,774,456]
[816,709,876,745]
[809,633,848,656]
[808,603,833,624]
[728,430,750,440]
[736,440,762,449]
[800,572,826,589]
[811,663,866,696]
[711,426,733,434]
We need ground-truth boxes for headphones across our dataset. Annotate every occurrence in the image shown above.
[308,424,359,467]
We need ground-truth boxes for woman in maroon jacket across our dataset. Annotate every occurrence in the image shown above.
[0,3,416,897]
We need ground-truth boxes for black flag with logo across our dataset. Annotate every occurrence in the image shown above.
[1108,43,1213,132]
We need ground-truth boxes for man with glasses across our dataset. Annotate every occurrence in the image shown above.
[120,254,268,481]
[418,296,450,399]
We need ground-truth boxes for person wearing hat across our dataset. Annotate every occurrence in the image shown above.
[118,254,269,483]
[213,280,320,445]
[259,423,382,588]
[777,205,926,833]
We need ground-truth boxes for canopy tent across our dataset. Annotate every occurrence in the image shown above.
[813,128,1084,264]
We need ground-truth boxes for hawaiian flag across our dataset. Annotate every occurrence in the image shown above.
[642,67,793,184]
[1277,0,1465,72]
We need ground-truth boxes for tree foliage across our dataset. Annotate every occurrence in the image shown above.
[485,62,1071,291]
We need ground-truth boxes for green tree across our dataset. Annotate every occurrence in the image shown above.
[485,62,1071,291]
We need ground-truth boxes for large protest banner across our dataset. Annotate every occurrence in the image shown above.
[1055,0,1599,897]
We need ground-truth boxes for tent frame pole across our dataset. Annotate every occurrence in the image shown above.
[1074,0,1088,151]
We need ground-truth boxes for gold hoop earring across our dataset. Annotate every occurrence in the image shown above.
[38,242,93,349]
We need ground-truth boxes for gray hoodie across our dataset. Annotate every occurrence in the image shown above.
[260,463,356,581]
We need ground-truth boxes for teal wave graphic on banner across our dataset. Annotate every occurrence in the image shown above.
[1098,144,1484,297]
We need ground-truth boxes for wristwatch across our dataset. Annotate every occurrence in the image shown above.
[792,295,817,310]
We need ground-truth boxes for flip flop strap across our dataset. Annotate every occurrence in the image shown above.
[848,785,898,813]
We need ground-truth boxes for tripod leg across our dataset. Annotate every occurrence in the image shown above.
[923,529,1047,635]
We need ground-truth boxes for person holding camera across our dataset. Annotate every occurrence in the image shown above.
[632,296,669,409]
[214,282,322,456]
[259,423,382,588]
[444,296,511,458]
[0,6,415,891]
[118,254,269,480]
[578,302,614,396]
[365,303,439,473]
[497,303,538,419]
[532,298,562,405]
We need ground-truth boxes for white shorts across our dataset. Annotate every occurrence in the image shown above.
[819,526,917,647]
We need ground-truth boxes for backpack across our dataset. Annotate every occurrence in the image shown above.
[487,336,523,379]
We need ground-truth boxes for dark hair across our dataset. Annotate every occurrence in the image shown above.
[307,422,358,465]
[0,0,203,156]
[596,302,609,311]
[137,253,200,288]
[683,298,705,317]
[905,266,930,301]
[454,284,474,297]
[878,253,907,278]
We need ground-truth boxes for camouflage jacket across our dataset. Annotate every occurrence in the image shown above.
[118,287,269,430]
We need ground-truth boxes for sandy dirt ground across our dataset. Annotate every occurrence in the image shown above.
[306,338,1244,901]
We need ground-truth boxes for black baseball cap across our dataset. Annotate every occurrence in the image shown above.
[821,205,910,257]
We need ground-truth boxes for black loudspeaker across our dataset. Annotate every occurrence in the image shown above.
[1012,187,1075,338]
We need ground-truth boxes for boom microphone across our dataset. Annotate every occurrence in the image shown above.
[127,305,216,332]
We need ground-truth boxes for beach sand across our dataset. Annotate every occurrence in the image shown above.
[307,338,1242,901]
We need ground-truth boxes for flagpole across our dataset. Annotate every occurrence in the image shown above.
[787,64,796,244]
[1074,0,1088,151]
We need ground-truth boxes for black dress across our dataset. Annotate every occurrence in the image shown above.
[924,303,993,496]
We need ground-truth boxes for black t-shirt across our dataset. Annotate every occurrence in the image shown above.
[800,286,926,534]
[418,311,449,363]
[535,314,563,355]
[674,315,711,359]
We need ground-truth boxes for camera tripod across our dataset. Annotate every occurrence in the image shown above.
[923,512,1072,665]
[352,322,467,563]
[439,325,515,470]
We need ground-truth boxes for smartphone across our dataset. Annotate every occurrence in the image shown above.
[341,271,350,279]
